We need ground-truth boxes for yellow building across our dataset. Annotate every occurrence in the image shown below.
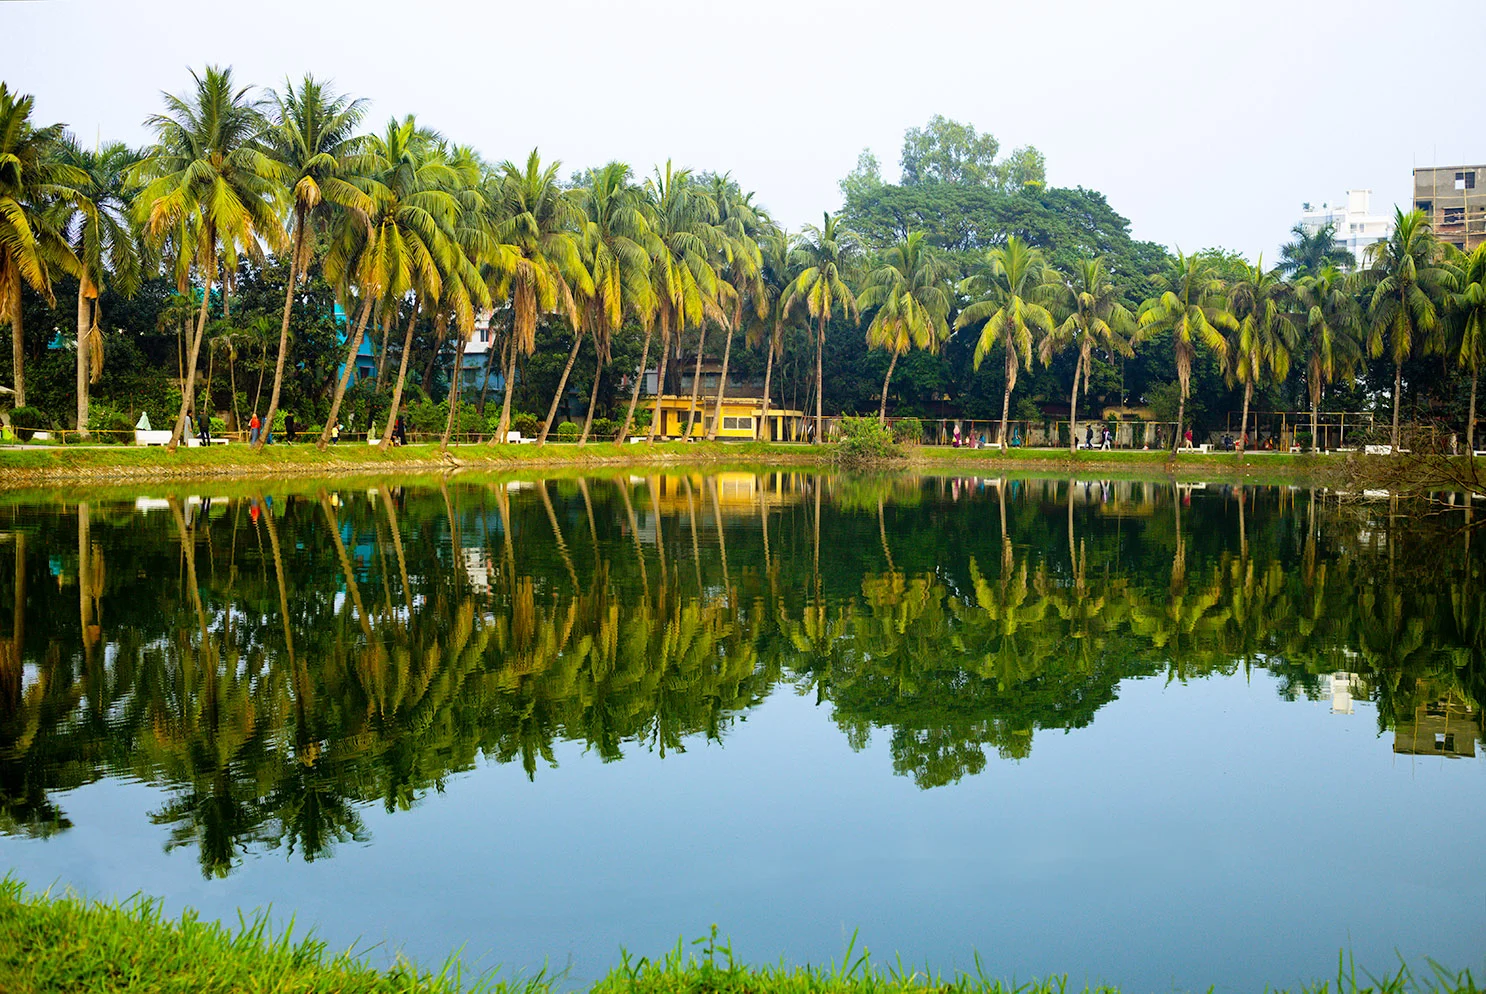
[651,395,806,441]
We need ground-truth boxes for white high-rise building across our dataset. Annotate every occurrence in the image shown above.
[1297,189,1392,267]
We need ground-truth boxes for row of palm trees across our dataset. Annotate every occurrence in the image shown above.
[5,69,1486,452]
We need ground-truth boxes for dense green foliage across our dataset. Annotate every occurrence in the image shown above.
[2,72,1483,451]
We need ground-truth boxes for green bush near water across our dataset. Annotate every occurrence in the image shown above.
[836,417,903,464]
[0,880,1477,994]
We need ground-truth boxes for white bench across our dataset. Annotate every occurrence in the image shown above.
[135,430,228,446]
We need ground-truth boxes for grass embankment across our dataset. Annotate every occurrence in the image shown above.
[0,438,1354,488]
[0,881,1477,994]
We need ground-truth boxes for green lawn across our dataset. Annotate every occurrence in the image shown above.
[0,880,1472,994]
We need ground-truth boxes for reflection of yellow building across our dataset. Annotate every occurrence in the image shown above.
[644,471,808,514]
[1393,695,1480,758]
[651,395,806,441]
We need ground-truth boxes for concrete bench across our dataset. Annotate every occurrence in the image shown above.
[135,430,228,446]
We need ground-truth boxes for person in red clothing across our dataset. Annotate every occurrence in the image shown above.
[249,412,262,446]
[1183,426,1194,449]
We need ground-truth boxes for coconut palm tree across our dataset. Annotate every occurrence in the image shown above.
[54,138,143,438]
[0,83,82,409]
[858,231,950,423]
[257,75,369,451]
[1445,245,1486,452]
[1278,221,1355,277]
[705,177,768,441]
[133,66,286,451]
[751,227,793,441]
[782,212,858,442]
[1363,208,1447,453]
[954,236,1056,451]
[1292,266,1362,452]
[567,163,654,446]
[638,162,723,443]
[1137,251,1235,452]
[484,149,589,443]
[1226,258,1296,455]
[1039,256,1135,454]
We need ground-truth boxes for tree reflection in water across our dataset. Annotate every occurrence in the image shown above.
[0,473,1482,874]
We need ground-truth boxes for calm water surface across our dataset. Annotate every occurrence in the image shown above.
[1,472,1483,992]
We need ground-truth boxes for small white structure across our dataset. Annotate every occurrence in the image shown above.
[1297,190,1392,267]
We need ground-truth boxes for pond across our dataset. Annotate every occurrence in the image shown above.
[1,471,1483,993]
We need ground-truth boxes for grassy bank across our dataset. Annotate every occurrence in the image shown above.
[0,881,1477,994]
[0,438,1362,488]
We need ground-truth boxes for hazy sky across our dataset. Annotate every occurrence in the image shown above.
[5,0,1484,261]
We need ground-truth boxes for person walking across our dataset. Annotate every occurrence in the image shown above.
[284,412,297,444]
[197,411,211,445]
[248,412,261,446]
[1084,424,1094,450]
[1101,426,1112,450]
[1183,426,1194,450]
[394,415,407,446]
[331,420,341,445]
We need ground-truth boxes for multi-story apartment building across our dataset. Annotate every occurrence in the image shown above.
[1297,189,1391,265]
[1413,164,1486,251]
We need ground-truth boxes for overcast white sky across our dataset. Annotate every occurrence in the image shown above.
[5,0,1484,261]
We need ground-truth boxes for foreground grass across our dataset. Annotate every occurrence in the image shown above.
[1,881,1480,994]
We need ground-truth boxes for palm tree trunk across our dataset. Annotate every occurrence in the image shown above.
[755,338,776,441]
[228,350,241,438]
[76,284,91,439]
[617,322,653,445]
[877,350,899,424]
[579,364,602,446]
[538,329,584,445]
[496,327,520,442]
[684,324,707,439]
[421,311,447,394]
[814,314,825,443]
[318,295,374,450]
[478,314,508,414]
[1237,380,1252,459]
[1469,364,1479,453]
[256,219,304,451]
[1391,359,1403,453]
[707,317,737,441]
[379,303,419,448]
[999,346,1014,453]
[169,252,215,453]
[10,290,25,409]
[1311,387,1321,454]
[441,328,465,452]
[374,302,390,392]
[1068,351,1083,455]
[647,312,672,444]
[1172,393,1186,455]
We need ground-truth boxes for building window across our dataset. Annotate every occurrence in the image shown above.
[1443,207,1465,225]
[720,416,752,431]
[1418,199,1433,213]
[1456,171,1476,190]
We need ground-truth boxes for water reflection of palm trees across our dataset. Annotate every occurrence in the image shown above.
[1,475,1484,874]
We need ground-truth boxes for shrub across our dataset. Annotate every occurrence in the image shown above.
[590,417,618,440]
[556,421,579,439]
[96,410,135,443]
[891,417,923,444]
[8,405,44,441]
[513,412,540,437]
[835,416,903,464]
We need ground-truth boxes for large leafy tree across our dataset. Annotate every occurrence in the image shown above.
[134,66,286,451]
[783,212,859,440]
[1364,208,1446,453]
[1137,251,1235,451]
[955,236,1056,451]
[0,83,81,409]
[54,138,142,437]
[858,230,950,422]
[1040,256,1135,454]
[257,75,368,450]
[1278,222,1355,277]
[1444,245,1486,451]
[1292,267,1362,452]
[486,150,589,443]
[1226,259,1296,455]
